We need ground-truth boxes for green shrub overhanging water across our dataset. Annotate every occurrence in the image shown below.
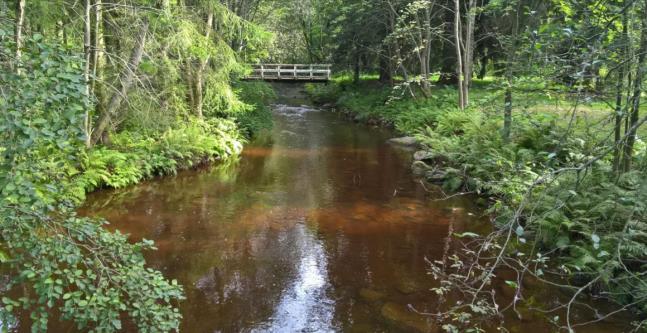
[0,33,258,331]
[306,76,647,320]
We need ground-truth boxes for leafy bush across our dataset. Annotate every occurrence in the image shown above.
[312,76,647,320]
[75,118,244,195]
[0,36,186,331]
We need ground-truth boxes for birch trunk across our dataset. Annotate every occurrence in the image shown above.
[83,0,92,147]
[14,0,25,74]
[454,0,465,109]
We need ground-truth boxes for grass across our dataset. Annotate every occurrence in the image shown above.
[306,73,647,323]
[306,74,646,137]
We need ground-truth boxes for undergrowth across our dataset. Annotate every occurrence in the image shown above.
[306,75,647,326]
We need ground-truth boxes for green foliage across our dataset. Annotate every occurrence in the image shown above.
[76,118,244,194]
[0,36,188,332]
[312,74,647,322]
[233,81,276,137]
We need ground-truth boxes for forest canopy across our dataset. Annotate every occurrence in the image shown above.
[1,0,647,332]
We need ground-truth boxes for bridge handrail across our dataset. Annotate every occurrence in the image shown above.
[247,64,332,81]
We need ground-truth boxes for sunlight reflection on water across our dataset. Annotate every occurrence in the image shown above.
[252,222,336,333]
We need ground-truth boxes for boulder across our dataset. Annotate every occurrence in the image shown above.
[388,136,419,147]
[425,170,448,183]
[412,161,433,176]
[413,150,434,162]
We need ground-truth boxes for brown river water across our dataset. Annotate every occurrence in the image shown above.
[13,84,635,332]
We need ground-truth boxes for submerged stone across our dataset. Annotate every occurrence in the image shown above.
[381,302,438,332]
[395,276,423,295]
[359,288,386,302]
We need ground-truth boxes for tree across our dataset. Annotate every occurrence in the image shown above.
[13,0,24,73]
[91,20,148,144]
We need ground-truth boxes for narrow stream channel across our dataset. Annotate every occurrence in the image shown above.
[65,84,630,332]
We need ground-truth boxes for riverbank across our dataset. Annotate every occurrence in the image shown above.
[305,76,647,329]
[0,81,274,331]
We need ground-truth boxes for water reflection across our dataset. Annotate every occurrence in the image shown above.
[252,222,335,332]
[62,87,633,332]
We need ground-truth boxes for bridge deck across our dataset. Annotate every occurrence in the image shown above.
[246,64,332,81]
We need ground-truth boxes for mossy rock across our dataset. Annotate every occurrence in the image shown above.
[413,150,435,162]
[412,160,434,176]
[381,302,439,333]
[389,136,419,147]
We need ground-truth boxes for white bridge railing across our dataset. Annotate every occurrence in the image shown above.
[246,64,332,81]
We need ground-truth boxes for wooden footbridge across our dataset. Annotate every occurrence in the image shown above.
[246,64,332,81]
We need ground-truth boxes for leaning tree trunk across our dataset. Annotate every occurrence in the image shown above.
[91,21,148,145]
[502,0,521,141]
[622,0,647,172]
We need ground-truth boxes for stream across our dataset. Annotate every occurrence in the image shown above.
[31,83,632,332]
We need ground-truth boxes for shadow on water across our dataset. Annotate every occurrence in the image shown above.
[20,82,633,332]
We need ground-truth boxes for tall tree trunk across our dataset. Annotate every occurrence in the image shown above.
[454,0,465,109]
[83,0,92,147]
[91,0,102,93]
[477,53,488,79]
[463,0,477,104]
[91,21,148,145]
[378,49,392,84]
[419,6,432,96]
[438,0,458,85]
[503,83,512,141]
[622,0,647,172]
[194,11,214,118]
[502,0,521,141]
[14,0,25,74]
[353,52,361,84]
[613,9,628,175]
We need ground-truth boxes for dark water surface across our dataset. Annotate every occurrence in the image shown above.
[58,85,632,332]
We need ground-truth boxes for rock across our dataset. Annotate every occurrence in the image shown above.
[412,161,433,176]
[425,170,448,183]
[280,130,298,137]
[413,150,434,161]
[388,136,419,147]
[381,302,439,333]
[359,288,386,302]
